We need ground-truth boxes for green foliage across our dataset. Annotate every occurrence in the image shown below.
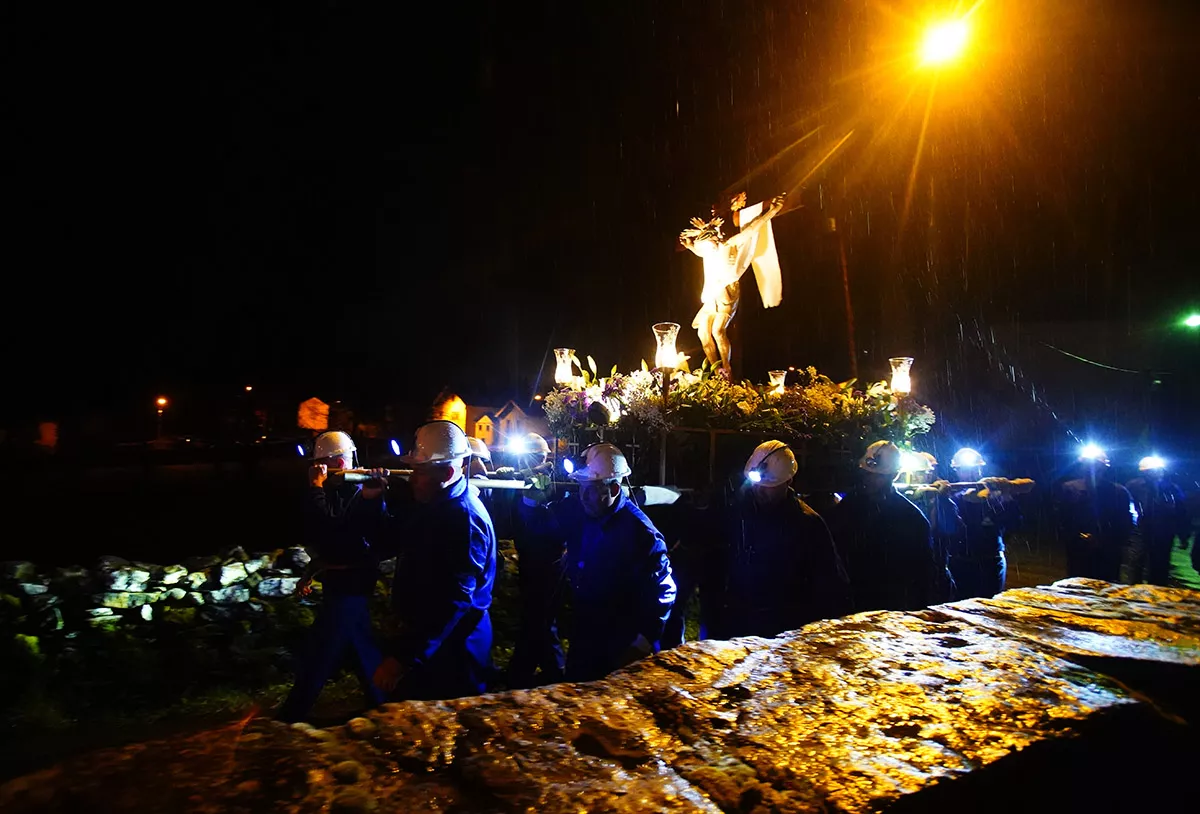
[160,607,196,625]
[15,633,41,659]
[0,593,25,628]
[544,364,936,447]
[273,598,316,629]
[489,539,522,673]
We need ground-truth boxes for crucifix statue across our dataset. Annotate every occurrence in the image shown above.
[679,192,786,379]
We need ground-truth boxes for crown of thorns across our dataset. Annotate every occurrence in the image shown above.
[679,216,724,244]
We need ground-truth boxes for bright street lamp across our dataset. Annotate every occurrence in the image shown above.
[1184,313,1200,329]
[920,19,969,66]
[154,396,168,441]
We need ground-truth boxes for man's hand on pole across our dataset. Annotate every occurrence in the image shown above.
[308,464,328,489]
[524,471,554,505]
[373,656,407,693]
[360,468,389,500]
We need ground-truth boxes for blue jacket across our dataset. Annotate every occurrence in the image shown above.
[1054,476,1137,551]
[950,490,1022,562]
[1126,477,1190,543]
[702,486,850,640]
[381,476,497,693]
[303,483,385,596]
[826,488,952,612]
[521,490,676,681]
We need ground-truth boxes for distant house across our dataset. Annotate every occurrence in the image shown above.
[465,400,549,452]
[465,404,498,446]
[493,400,550,449]
[474,414,497,447]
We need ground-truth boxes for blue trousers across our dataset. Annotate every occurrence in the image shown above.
[1144,533,1175,586]
[278,594,385,722]
[508,545,566,688]
[393,611,494,701]
[950,552,1007,599]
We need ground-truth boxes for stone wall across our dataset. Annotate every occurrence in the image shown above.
[0,548,397,734]
[0,547,393,636]
[2,579,1197,813]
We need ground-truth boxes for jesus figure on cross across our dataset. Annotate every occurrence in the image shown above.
[678,192,786,379]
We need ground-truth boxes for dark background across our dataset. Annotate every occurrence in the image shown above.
[7,1,1200,461]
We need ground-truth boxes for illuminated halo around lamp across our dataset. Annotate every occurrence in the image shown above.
[889,357,914,395]
[554,348,577,385]
[1079,443,1109,464]
[652,322,682,370]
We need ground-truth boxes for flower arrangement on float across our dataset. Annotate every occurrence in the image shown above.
[542,327,935,448]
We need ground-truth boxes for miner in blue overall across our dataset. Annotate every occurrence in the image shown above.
[506,432,567,688]
[944,448,1033,598]
[1126,455,1190,586]
[366,420,498,701]
[825,441,953,612]
[1054,445,1136,582]
[896,451,961,600]
[276,430,386,723]
[701,440,850,640]
[520,443,676,682]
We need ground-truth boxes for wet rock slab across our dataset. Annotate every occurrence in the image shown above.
[3,578,1198,813]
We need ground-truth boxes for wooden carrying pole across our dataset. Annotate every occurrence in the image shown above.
[328,469,532,490]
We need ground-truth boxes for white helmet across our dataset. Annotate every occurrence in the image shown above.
[312,431,356,461]
[744,441,797,486]
[900,450,938,474]
[401,420,472,466]
[860,441,902,476]
[569,443,631,483]
[1138,455,1166,473]
[467,437,491,462]
[523,432,552,456]
[950,448,986,469]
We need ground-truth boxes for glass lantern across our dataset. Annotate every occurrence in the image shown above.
[653,322,681,370]
[768,370,788,395]
[889,357,914,395]
[554,348,577,386]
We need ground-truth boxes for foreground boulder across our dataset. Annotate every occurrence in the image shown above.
[2,579,1198,813]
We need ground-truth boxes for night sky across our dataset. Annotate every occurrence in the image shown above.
[8,2,1200,450]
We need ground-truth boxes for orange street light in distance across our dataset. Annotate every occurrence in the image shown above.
[155,396,168,408]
